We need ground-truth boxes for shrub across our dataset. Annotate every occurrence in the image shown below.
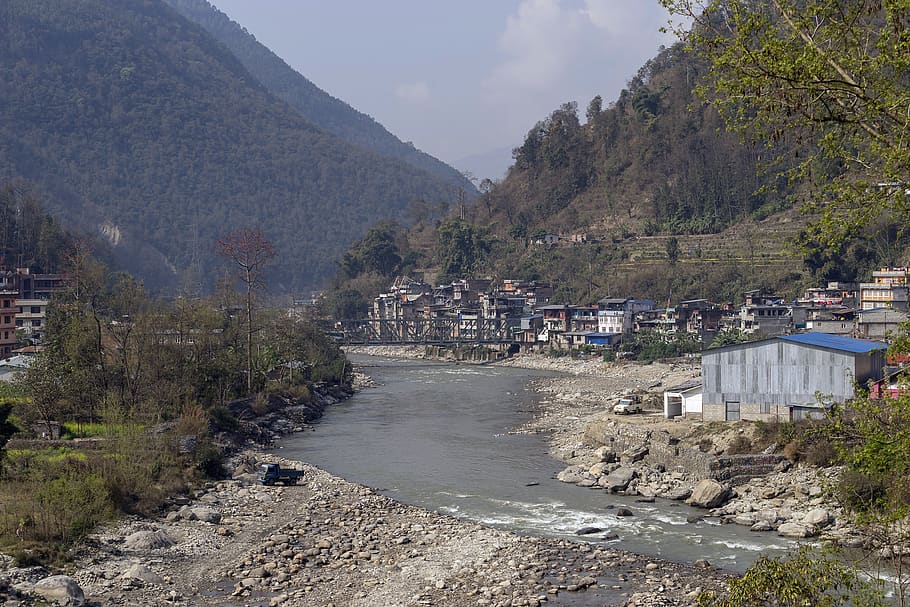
[726,435,752,455]
[836,469,888,513]
[783,439,802,461]
[251,393,270,416]
[209,405,239,433]
[698,438,713,453]
[805,441,836,467]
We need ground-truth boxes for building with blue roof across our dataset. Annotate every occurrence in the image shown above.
[701,333,887,422]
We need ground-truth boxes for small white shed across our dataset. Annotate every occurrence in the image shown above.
[664,379,703,419]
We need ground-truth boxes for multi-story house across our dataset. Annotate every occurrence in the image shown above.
[738,290,792,337]
[859,267,909,311]
[596,298,653,335]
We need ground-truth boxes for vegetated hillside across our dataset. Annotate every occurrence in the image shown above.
[163,0,475,194]
[397,43,828,303]
[0,0,460,293]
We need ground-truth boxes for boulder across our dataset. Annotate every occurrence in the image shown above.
[803,508,833,528]
[588,462,612,477]
[575,526,603,536]
[33,575,85,606]
[593,446,617,463]
[777,522,818,538]
[750,520,774,532]
[124,530,175,550]
[616,508,634,517]
[601,466,637,493]
[191,507,222,524]
[120,564,164,585]
[687,479,731,509]
[557,465,589,484]
[621,446,649,465]
[663,486,692,501]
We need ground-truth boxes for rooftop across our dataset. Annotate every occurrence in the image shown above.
[779,332,887,354]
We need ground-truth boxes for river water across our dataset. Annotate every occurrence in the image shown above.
[277,356,795,572]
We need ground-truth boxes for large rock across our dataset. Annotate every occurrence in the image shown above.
[803,508,833,528]
[191,507,222,524]
[557,465,589,484]
[777,522,818,538]
[120,564,164,585]
[33,575,85,606]
[593,446,617,463]
[603,466,637,493]
[687,479,732,509]
[663,486,692,501]
[124,530,175,550]
[621,446,649,465]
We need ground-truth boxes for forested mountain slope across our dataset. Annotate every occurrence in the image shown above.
[163,0,475,193]
[344,44,831,305]
[0,0,459,292]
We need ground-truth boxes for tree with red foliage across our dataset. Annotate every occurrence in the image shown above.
[216,229,276,393]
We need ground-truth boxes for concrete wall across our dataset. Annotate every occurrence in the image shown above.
[585,422,784,484]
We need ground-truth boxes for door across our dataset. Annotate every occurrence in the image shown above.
[725,401,740,421]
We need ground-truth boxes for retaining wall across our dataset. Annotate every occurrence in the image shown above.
[585,422,784,485]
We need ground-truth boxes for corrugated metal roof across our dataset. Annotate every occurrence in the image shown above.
[779,332,887,353]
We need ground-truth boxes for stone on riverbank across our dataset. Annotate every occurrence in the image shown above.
[687,480,731,509]
[33,575,85,606]
[777,522,817,538]
[124,530,175,550]
[603,466,637,493]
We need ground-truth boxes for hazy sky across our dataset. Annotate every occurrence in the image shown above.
[212,1,677,176]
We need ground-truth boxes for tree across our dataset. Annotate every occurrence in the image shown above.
[660,1,910,248]
[698,546,884,607]
[666,236,680,264]
[216,229,276,394]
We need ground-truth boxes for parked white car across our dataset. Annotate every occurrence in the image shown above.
[613,398,642,415]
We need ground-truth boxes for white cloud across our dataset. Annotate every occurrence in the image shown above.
[394,81,430,104]
[483,1,673,100]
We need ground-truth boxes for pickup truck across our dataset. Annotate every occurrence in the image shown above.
[256,463,305,485]
[613,398,642,415]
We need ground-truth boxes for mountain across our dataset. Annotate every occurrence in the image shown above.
[162,0,474,194]
[0,0,462,292]
[347,43,828,305]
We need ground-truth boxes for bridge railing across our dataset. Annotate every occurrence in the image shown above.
[317,318,523,345]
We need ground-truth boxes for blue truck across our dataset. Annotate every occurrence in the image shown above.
[256,463,305,486]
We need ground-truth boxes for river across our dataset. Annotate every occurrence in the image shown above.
[277,356,795,572]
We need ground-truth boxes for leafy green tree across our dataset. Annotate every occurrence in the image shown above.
[436,219,492,283]
[698,546,884,607]
[708,328,750,349]
[661,0,910,249]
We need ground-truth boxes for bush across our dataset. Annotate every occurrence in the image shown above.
[783,439,802,461]
[836,469,888,513]
[805,441,836,467]
[726,435,752,455]
[698,438,713,453]
[208,405,239,433]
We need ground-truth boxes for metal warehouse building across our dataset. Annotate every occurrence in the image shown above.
[702,333,887,422]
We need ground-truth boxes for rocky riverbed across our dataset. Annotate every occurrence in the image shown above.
[3,454,729,607]
[0,348,861,606]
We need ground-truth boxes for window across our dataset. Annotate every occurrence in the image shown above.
[725,401,741,421]
[31,320,41,327]
[30,306,41,314]
[760,402,771,414]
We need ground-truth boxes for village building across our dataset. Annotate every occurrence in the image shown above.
[597,298,653,335]
[859,267,909,311]
[855,307,909,340]
[702,332,887,422]
[663,379,703,419]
